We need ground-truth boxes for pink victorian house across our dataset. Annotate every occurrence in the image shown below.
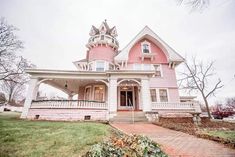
[21,21,201,122]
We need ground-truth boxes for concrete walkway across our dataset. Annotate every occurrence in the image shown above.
[111,123,235,157]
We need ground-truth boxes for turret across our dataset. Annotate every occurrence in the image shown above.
[86,20,119,62]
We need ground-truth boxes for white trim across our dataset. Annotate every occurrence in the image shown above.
[118,86,136,110]
[84,86,92,100]
[114,26,184,64]
[93,85,105,101]
[150,88,169,103]
[141,40,151,54]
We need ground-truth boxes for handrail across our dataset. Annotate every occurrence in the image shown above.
[128,99,134,124]
[31,99,107,109]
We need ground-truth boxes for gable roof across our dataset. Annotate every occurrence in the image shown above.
[115,26,184,64]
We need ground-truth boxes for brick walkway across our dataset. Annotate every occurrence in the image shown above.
[111,123,235,157]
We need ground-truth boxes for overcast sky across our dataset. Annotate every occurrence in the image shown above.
[1,0,235,103]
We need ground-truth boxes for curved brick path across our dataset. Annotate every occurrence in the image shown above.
[111,123,235,157]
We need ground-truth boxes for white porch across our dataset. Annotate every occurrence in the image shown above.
[21,69,201,121]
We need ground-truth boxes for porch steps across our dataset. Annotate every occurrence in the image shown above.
[110,111,148,123]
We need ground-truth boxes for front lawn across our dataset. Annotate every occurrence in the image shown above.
[0,112,111,157]
[204,130,235,141]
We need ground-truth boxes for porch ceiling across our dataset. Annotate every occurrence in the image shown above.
[43,79,107,95]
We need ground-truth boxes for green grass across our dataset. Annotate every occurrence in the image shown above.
[205,130,235,142]
[0,112,111,157]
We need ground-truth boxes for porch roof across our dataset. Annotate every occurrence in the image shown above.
[26,68,156,79]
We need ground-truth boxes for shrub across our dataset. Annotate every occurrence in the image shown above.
[84,134,168,157]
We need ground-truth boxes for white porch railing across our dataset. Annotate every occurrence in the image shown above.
[30,100,107,109]
[152,102,201,113]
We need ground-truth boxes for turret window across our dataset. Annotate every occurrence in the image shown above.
[141,40,151,53]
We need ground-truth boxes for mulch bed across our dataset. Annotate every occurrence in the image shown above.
[154,117,235,148]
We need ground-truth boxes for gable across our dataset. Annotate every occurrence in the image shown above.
[115,26,184,65]
[128,38,168,64]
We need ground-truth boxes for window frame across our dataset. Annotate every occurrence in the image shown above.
[84,86,92,100]
[153,64,163,77]
[93,85,105,102]
[141,40,151,54]
[95,60,105,71]
[159,88,169,102]
[150,89,157,102]
[150,88,169,102]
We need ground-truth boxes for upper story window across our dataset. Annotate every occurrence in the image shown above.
[141,40,151,54]
[101,35,104,40]
[154,65,162,77]
[96,61,105,71]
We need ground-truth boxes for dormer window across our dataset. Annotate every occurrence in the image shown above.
[141,41,151,53]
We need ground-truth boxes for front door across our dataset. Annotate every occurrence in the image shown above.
[119,87,134,110]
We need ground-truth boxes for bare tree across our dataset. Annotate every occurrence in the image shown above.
[179,57,223,118]
[225,97,235,109]
[0,57,35,104]
[0,17,24,82]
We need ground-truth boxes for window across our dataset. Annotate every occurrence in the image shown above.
[101,35,104,40]
[150,89,157,102]
[94,86,104,101]
[159,89,168,102]
[141,41,151,54]
[142,44,150,53]
[154,65,161,77]
[96,61,105,71]
[85,87,91,100]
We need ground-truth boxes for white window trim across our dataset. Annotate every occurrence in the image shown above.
[150,88,157,102]
[141,40,151,54]
[150,88,169,102]
[84,86,92,100]
[93,85,105,101]
[95,60,106,71]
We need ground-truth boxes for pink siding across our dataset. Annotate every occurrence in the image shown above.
[128,39,168,64]
[149,64,178,88]
[27,109,108,121]
[88,46,117,62]
[168,88,180,102]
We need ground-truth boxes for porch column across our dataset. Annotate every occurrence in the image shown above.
[21,78,39,119]
[108,78,117,115]
[141,78,151,112]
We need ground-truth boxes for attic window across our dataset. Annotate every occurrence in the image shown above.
[141,41,151,53]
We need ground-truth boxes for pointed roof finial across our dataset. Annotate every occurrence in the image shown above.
[104,19,107,23]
